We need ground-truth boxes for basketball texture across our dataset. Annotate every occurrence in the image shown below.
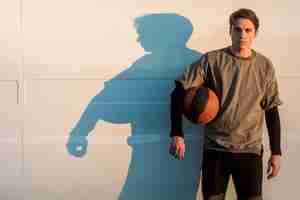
[183,87,219,124]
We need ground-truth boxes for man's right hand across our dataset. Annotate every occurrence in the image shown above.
[169,136,185,160]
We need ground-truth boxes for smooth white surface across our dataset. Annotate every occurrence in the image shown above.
[0,0,299,199]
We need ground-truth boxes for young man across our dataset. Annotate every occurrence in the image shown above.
[169,8,282,200]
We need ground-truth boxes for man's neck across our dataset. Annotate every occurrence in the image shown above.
[230,46,252,58]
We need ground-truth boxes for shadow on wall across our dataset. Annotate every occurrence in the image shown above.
[67,13,204,200]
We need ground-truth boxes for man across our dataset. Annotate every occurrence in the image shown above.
[169,8,282,200]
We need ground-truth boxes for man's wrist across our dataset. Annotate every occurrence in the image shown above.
[271,148,282,156]
[172,136,185,143]
[271,153,282,156]
[170,130,184,138]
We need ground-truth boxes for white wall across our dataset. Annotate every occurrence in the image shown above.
[0,0,299,199]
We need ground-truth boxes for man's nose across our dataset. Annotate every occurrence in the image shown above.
[240,30,247,39]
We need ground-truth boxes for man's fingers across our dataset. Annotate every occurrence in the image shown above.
[169,142,185,160]
[267,169,276,179]
[267,166,273,179]
[267,163,280,179]
[175,146,183,160]
[267,155,281,179]
[169,143,178,157]
[169,144,177,156]
[272,167,280,178]
[169,136,185,160]
[178,146,185,160]
[177,142,185,160]
[169,144,174,154]
[267,160,274,179]
[267,160,272,174]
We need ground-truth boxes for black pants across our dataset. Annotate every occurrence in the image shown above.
[201,149,263,200]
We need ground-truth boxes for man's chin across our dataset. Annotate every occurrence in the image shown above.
[238,45,251,50]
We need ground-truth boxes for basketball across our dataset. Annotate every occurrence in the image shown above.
[183,87,220,124]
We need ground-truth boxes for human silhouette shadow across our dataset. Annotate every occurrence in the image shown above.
[67,13,204,200]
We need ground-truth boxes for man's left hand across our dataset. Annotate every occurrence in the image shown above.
[267,155,281,179]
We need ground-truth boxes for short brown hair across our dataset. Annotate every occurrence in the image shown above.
[229,8,259,33]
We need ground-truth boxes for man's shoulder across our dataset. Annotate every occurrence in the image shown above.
[253,50,273,65]
[253,50,276,76]
[202,47,229,62]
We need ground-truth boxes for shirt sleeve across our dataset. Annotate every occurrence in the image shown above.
[170,83,185,138]
[261,60,283,110]
[175,54,208,90]
[265,106,282,155]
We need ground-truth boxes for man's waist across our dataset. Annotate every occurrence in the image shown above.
[205,127,262,146]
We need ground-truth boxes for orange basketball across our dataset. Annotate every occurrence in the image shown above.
[183,87,219,124]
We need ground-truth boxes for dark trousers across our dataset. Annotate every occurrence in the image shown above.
[201,149,263,200]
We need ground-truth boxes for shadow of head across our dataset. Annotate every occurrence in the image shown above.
[135,13,193,52]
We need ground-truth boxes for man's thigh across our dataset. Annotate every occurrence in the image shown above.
[231,153,263,200]
[201,149,231,200]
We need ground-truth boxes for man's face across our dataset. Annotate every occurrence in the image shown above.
[230,18,256,51]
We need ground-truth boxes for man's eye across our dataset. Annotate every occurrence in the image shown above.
[234,27,242,32]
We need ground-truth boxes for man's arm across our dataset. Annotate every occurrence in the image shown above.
[169,82,186,160]
[169,55,207,159]
[265,106,281,155]
[265,106,282,179]
[170,82,185,138]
